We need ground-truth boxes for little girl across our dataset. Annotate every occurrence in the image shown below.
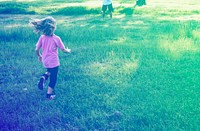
[30,16,71,100]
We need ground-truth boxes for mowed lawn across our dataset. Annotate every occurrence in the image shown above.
[0,0,200,130]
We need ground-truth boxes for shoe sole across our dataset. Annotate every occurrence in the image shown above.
[47,95,56,100]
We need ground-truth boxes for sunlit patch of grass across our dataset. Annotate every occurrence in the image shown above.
[83,51,139,86]
[154,21,200,58]
[159,38,199,58]
[134,7,200,18]
[192,29,200,40]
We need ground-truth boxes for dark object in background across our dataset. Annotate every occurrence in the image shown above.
[136,0,146,6]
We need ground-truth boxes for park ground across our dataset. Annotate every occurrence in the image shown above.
[0,0,200,130]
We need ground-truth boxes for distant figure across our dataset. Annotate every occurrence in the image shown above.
[30,16,71,100]
[136,0,146,6]
[102,0,114,19]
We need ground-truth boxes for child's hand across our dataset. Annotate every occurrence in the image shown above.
[66,47,71,53]
[62,47,71,53]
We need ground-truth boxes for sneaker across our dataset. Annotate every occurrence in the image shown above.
[46,94,56,100]
[38,77,45,90]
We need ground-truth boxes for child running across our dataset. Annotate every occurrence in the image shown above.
[30,16,71,100]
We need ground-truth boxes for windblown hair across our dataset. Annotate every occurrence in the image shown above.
[30,16,56,36]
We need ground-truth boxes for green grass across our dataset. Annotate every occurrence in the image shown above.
[0,2,35,14]
[1,0,200,17]
[0,0,200,130]
[51,6,100,15]
[0,0,135,15]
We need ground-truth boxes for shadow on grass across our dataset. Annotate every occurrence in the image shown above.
[115,5,136,16]
[51,6,100,15]
[119,8,134,16]
[0,2,35,14]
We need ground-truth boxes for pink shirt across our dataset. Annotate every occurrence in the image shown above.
[36,34,65,68]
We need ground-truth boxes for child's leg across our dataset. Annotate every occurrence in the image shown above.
[102,5,107,18]
[46,66,58,99]
[108,4,113,18]
[43,72,50,81]
[102,11,105,18]
[109,12,112,18]
[38,72,50,90]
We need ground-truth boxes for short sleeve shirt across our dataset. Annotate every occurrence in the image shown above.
[103,0,112,5]
[36,34,65,68]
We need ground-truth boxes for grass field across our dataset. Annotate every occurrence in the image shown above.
[0,0,200,130]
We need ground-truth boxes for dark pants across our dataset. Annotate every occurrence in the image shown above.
[102,4,114,12]
[44,66,59,89]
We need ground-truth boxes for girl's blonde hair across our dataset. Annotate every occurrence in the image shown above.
[30,16,56,36]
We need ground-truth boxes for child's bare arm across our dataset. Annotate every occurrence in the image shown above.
[62,47,71,53]
[36,49,42,61]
